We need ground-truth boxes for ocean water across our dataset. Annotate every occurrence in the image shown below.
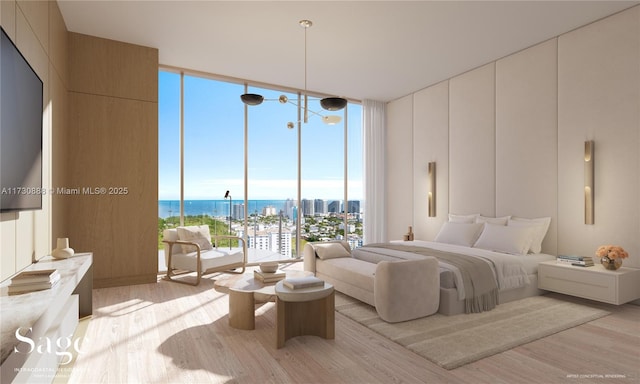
[158,200,290,218]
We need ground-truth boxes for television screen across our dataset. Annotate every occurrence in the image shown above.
[0,26,43,212]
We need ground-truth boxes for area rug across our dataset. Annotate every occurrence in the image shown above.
[334,294,609,370]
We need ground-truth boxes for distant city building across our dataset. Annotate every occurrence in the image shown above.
[301,199,315,216]
[262,205,277,216]
[314,199,328,216]
[339,223,356,233]
[284,199,296,219]
[328,200,342,214]
[270,230,292,257]
[348,200,360,214]
[232,203,244,220]
[243,227,292,258]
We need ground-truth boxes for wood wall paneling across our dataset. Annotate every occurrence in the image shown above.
[1,1,17,40]
[49,0,69,252]
[68,33,159,287]
[50,60,69,245]
[48,0,68,88]
[16,0,48,54]
[69,32,158,102]
[448,63,496,217]
[67,93,158,287]
[558,6,640,266]
[412,81,449,240]
[18,5,52,263]
[495,38,559,255]
[385,95,414,241]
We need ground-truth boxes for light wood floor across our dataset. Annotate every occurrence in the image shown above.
[66,263,639,384]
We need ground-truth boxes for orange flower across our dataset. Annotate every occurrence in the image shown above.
[595,245,629,259]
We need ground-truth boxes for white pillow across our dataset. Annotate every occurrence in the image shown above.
[473,223,536,256]
[508,217,551,254]
[448,213,479,223]
[476,215,510,225]
[434,222,484,247]
[314,242,351,260]
[176,225,214,254]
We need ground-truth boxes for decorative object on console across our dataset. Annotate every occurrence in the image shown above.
[584,140,594,225]
[595,245,627,270]
[52,237,74,259]
[428,162,436,217]
[404,226,414,241]
[239,19,347,128]
[8,269,60,295]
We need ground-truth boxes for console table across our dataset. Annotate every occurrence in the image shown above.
[0,253,92,384]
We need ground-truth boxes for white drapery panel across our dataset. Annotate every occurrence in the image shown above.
[363,100,387,244]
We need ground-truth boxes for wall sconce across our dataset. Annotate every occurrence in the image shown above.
[428,162,436,217]
[584,141,594,225]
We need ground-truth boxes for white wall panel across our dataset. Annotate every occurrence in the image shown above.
[385,6,638,267]
[1,1,65,281]
[413,81,449,240]
[386,95,414,241]
[496,39,558,255]
[558,6,640,267]
[449,63,496,217]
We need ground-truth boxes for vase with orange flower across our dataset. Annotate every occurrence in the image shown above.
[595,245,628,270]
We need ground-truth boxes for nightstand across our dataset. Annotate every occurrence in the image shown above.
[538,261,640,305]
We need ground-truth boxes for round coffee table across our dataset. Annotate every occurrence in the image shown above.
[214,270,312,330]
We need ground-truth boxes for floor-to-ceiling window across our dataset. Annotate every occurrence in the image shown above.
[245,87,299,260]
[158,69,363,268]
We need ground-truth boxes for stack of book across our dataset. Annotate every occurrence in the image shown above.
[556,255,594,267]
[283,276,324,290]
[254,269,286,283]
[8,269,60,295]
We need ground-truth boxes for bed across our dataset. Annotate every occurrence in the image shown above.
[353,216,556,315]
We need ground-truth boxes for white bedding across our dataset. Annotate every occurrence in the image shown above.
[356,240,555,301]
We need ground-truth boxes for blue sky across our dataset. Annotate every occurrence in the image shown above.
[158,71,363,201]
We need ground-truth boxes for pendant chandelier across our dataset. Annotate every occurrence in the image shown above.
[240,19,348,127]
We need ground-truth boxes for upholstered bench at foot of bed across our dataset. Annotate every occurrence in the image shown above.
[304,241,440,323]
[374,258,440,323]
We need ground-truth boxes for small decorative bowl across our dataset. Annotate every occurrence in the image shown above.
[259,262,279,273]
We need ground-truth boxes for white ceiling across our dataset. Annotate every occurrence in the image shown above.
[57,1,638,102]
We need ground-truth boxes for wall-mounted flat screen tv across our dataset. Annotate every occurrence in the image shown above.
[0,26,43,213]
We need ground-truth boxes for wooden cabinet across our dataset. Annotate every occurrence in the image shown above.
[538,261,640,305]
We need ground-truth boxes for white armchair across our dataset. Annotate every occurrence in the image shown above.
[162,225,246,285]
